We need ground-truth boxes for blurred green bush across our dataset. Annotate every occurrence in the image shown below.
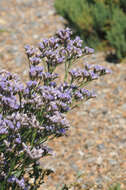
[55,0,126,60]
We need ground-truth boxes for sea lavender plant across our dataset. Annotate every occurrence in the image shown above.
[0,28,111,190]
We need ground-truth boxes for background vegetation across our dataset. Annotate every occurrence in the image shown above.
[55,0,126,61]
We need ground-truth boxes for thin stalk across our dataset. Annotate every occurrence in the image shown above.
[64,61,68,81]
[31,129,37,148]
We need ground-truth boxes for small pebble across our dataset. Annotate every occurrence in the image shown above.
[97,143,105,151]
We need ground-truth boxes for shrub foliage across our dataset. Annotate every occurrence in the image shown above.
[55,0,126,60]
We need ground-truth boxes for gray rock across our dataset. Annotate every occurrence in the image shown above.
[33,34,39,40]
[97,184,103,189]
[97,143,105,151]
[96,156,103,165]
[48,10,55,15]
[70,163,79,172]
[96,176,103,184]
[84,140,94,149]
[89,109,99,118]
[11,33,18,40]
[6,45,18,54]
[121,103,126,111]
[36,12,43,18]
[81,184,88,189]
[108,159,117,165]
[102,108,108,115]
[103,176,111,182]
[113,87,119,95]
[87,157,96,163]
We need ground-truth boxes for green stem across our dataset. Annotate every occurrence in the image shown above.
[64,59,73,82]
[19,92,22,112]
[64,61,68,81]
[31,129,37,147]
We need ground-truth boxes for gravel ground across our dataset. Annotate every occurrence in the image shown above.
[0,0,126,190]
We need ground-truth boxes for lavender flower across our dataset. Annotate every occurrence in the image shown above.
[80,88,96,99]
[8,176,27,190]
[48,36,59,49]
[29,56,41,65]
[56,27,72,42]
[7,176,17,183]
[29,65,43,79]
[16,178,26,190]
[93,65,112,75]
[81,69,89,79]
[84,63,93,70]
[38,42,45,51]
[74,91,83,100]
[22,142,44,160]
[73,36,83,48]
[43,72,59,81]
[69,68,82,79]
[26,80,38,88]
[84,46,94,54]
[88,70,99,80]
[0,128,8,135]
[24,45,36,57]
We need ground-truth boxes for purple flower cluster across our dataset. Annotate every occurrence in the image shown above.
[0,28,111,190]
[25,45,36,58]
[74,88,96,101]
[69,63,111,83]
[0,70,24,111]
[84,46,94,54]
[25,28,93,75]
[8,176,27,190]
[22,142,52,160]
